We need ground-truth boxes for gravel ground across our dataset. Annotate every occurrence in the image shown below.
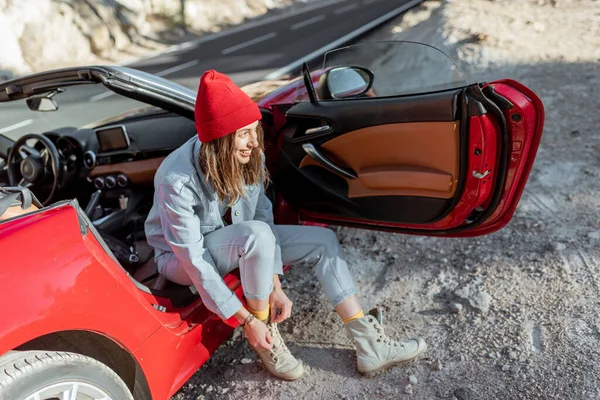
[173,1,600,399]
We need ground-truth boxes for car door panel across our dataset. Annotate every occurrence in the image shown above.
[298,121,460,199]
[271,87,468,225]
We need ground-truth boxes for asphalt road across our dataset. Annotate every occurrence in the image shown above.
[0,0,419,142]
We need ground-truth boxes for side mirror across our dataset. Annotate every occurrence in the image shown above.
[326,66,374,99]
[26,97,58,112]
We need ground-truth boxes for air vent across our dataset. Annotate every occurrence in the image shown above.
[83,150,96,169]
[117,174,128,187]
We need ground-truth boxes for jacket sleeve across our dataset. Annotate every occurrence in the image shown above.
[157,182,242,320]
[253,183,283,275]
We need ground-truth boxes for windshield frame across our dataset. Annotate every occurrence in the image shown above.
[0,65,197,142]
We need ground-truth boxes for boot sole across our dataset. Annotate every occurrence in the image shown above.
[358,341,428,376]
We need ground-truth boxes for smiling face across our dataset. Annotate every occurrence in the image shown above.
[199,119,268,206]
[233,120,260,164]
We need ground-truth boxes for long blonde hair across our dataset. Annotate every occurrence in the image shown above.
[199,123,269,206]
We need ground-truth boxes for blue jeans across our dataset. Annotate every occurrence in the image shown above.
[156,222,357,310]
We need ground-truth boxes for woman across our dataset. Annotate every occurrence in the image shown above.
[145,70,427,380]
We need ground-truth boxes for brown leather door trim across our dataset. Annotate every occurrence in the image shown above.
[91,157,165,185]
[357,165,453,194]
[299,121,460,199]
[0,203,39,221]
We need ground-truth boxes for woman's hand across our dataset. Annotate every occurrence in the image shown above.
[269,275,293,323]
[244,318,273,350]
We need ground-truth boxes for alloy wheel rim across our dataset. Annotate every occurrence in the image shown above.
[25,381,113,400]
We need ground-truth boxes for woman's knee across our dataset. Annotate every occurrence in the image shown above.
[318,227,342,255]
[243,220,275,239]
[238,220,276,251]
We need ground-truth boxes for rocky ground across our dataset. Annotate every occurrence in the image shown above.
[172,0,600,399]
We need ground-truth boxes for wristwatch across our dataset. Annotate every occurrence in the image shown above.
[242,313,255,329]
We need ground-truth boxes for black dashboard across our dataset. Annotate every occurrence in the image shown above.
[84,111,195,165]
[44,108,197,191]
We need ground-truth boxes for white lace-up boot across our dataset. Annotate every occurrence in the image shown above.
[344,308,427,375]
[249,322,304,381]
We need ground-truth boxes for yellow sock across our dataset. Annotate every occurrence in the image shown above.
[249,306,270,322]
[343,310,364,324]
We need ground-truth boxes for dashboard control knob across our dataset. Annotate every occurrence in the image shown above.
[117,174,128,187]
[105,175,117,189]
[83,151,96,169]
[93,177,105,190]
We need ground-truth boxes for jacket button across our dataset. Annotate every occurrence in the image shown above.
[234,210,240,216]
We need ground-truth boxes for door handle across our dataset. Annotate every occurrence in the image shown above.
[302,143,357,180]
[305,125,331,135]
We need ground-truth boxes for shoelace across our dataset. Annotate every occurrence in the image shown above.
[372,320,405,348]
[268,323,290,362]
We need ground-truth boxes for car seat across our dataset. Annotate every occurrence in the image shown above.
[0,186,41,221]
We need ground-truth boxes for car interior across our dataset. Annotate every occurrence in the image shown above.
[0,93,287,310]
[0,105,226,308]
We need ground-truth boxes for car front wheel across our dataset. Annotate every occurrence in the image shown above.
[0,350,133,400]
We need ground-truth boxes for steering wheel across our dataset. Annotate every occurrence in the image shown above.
[7,133,62,206]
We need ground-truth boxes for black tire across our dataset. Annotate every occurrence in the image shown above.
[0,350,133,400]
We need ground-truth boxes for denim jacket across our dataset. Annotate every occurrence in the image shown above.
[144,136,282,320]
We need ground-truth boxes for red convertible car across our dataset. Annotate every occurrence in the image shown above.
[0,41,544,399]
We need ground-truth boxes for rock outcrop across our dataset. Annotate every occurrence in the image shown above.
[0,0,308,77]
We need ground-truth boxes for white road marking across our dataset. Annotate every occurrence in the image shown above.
[291,15,326,30]
[334,3,359,15]
[264,0,424,80]
[221,32,278,55]
[90,60,199,102]
[118,0,348,66]
[364,0,378,5]
[156,59,199,77]
[0,119,33,134]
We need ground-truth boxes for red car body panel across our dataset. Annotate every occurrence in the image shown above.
[0,206,159,355]
[465,79,545,235]
[0,204,249,399]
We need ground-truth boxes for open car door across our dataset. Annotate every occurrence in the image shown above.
[267,42,544,237]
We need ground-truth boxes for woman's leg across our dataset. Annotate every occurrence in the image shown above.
[160,223,361,318]
[157,220,303,380]
[161,221,273,295]
[335,295,363,321]
[202,220,276,319]
[275,225,360,317]
[158,221,275,318]
[276,225,427,375]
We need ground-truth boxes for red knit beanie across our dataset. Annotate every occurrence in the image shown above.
[194,69,262,142]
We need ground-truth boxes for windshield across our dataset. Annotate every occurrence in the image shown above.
[294,41,468,102]
[0,84,148,141]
